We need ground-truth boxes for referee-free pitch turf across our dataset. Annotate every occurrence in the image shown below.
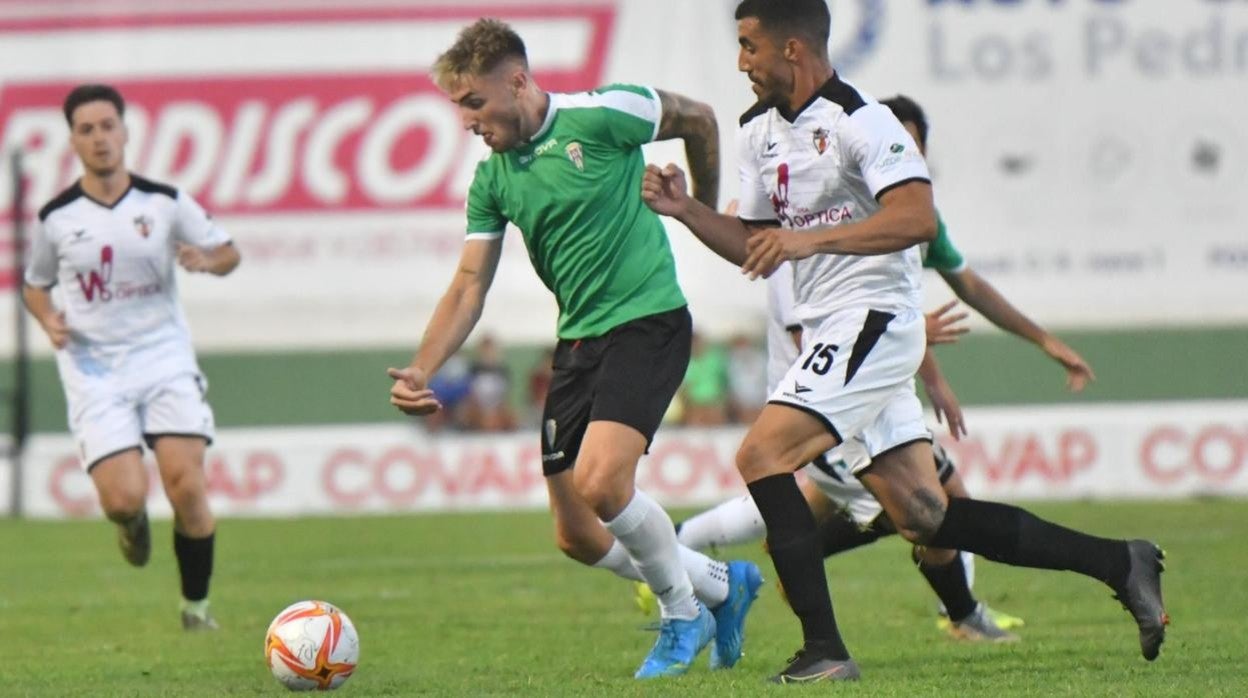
[1,500,1245,696]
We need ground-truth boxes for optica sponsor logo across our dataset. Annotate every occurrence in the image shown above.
[0,4,615,223]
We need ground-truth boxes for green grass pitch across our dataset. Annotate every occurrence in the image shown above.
[1,499,1245,696]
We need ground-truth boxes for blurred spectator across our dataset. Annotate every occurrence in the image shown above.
[426,353,472,431]
[462,335,517,431]
[681,331,730,426]
[726,333,768,423]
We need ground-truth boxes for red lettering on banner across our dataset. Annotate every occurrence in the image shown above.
[203,451,285,500]
[321,443,547,507]
[640,438,741,497]
[1140,424,1247,484]
[943,429,1098,484]
[0,5,615,228]
[49,457,95,517]
[323,449,371,506]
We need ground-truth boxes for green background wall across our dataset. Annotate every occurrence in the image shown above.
[3,326,1246,432]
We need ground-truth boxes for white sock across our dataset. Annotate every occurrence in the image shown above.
[678,546,729,608]
[676,495,766,551]
[602,490,700,620]
[181,598,210,617]
[592,540,640,581]
[594,540,729,608]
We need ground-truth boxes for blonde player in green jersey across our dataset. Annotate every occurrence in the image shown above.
[386,19,762,679]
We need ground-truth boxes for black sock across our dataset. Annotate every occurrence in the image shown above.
[748,474,850,659]
[174,530,215,602]
[914,549,977,622]
[928,498,1130,587]
[819,511,888,558]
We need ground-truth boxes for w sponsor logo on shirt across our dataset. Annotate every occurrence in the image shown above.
[76,245,114,302]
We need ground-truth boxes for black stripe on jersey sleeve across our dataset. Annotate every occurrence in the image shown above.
[739,100,770,126]
[130,174,178,200]
[874,176,931,202]
[740,218,780,227]
[38,182,84,221]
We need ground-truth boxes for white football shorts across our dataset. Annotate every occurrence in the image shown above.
[66,370,216,471]
[769,305,926,452]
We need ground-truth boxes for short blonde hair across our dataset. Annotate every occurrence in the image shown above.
[432,19,529,91]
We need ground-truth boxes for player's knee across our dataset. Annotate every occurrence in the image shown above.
[98,487,145,521]
[163,470,207,514]
[571,460,628,517]
[891,488,947,544]
[735,439,784,482]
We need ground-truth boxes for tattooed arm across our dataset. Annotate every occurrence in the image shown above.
[654,89,720,210]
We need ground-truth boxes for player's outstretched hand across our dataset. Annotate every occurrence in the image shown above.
[924,373,968,440]
[40,311,70,349]
[176,244,212,273]
[641,164,691,218]
[387,366,442,416]
[1042,336,1096,392]
[925,300,970,346]
[741,228,812,280]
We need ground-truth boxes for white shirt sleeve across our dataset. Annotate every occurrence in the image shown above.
[735,127,775,221]
[173,191,231,248]
[842,102,930,200]
[766,261,799,330]
[23,219,59,288]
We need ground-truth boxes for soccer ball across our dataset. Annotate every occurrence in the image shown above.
[264,600,360,691]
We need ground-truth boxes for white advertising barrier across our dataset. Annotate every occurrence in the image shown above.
[6,400,1247,519]
[2,1,1247,355]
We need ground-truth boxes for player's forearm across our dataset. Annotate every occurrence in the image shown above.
[682,128,720,210]
[946,269,1048,346]
[675,200,751,266]
[410,284,486,377]
[806,203,936,256]
[206,243,241,276]
[656,91,720,209]
[20,284,57,325]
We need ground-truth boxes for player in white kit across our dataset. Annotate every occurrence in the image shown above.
[662,261,1020,642]
[642,0,1166,682]
[22,85,240,631]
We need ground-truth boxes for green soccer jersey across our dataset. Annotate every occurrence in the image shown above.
[922,210,967,273]
[464,84,686,339]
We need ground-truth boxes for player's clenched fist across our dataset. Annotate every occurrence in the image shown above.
[741,228,814,280]
[387,366,442,416]
[641,163,691,218]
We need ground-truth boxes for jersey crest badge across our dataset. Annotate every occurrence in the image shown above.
[812,128,830,155]
[565,142,584,172]
[133,214,153,238]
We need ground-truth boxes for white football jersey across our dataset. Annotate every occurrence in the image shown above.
[25,175,230,376]
[737,75,930,328]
